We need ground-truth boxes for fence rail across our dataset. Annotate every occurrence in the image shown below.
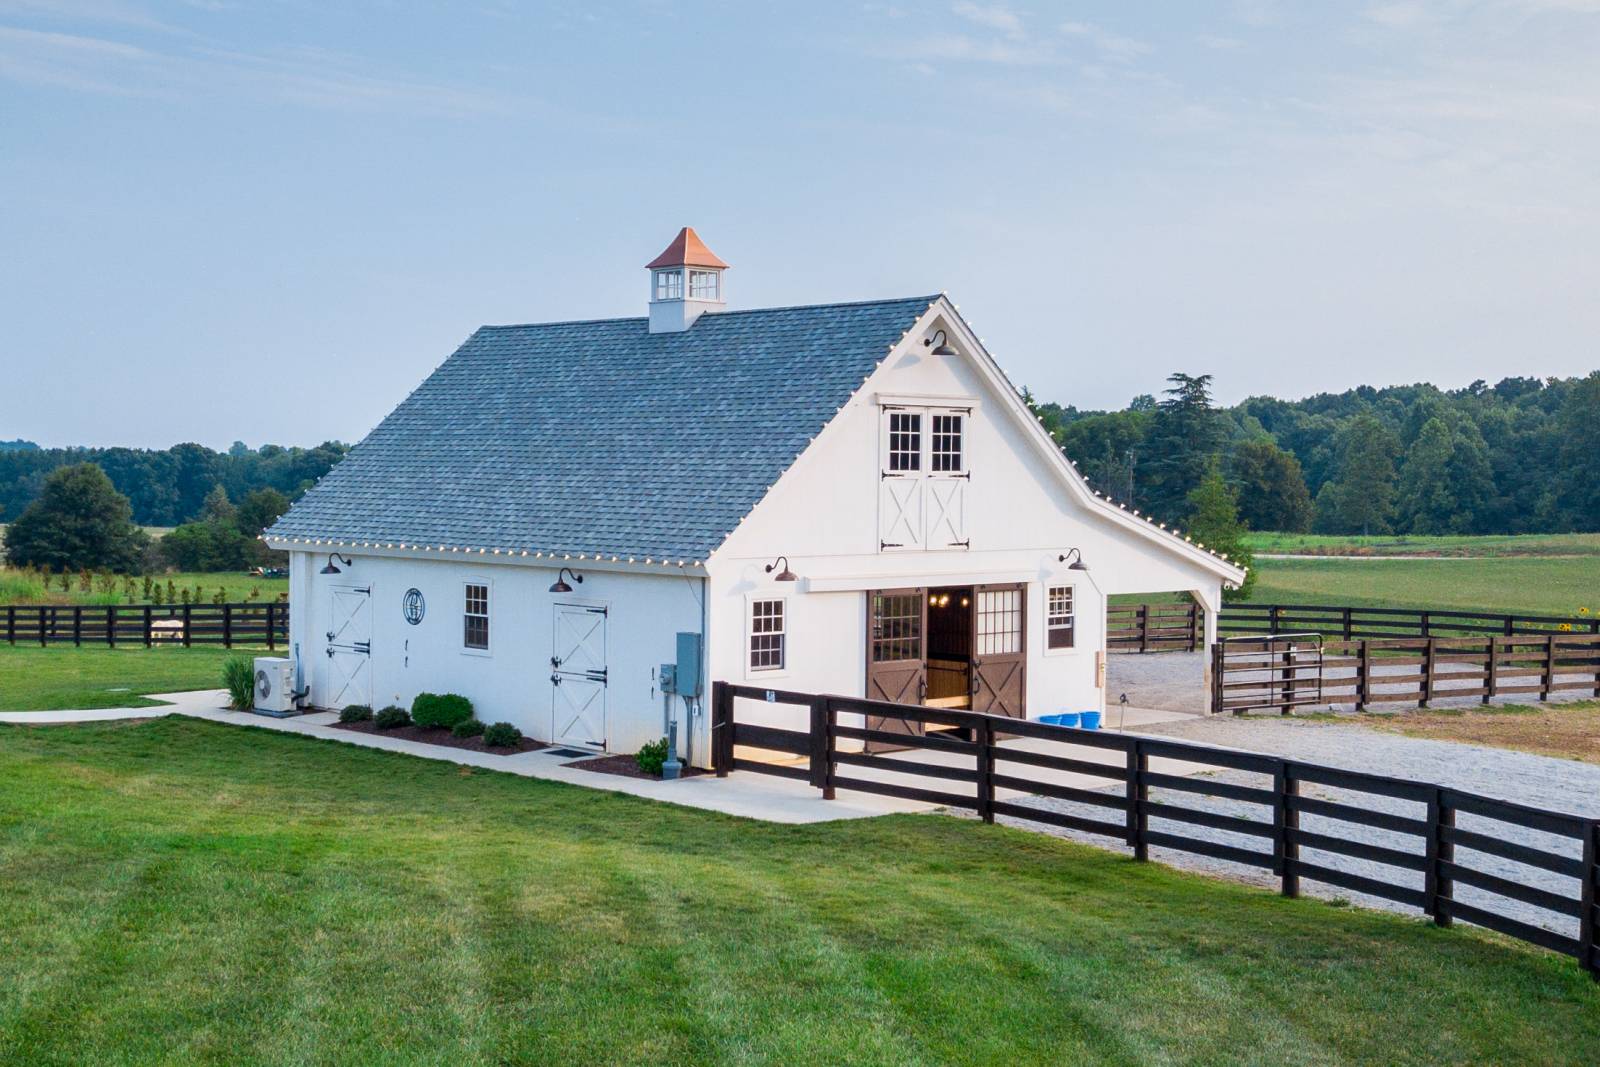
[2,602,288,650]
[1213,633,1600,714]
[1107,602,1202,652]
[1223,603,1600,641]
[711,680,1600,978]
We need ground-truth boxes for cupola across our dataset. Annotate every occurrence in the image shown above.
[646,226,728,333]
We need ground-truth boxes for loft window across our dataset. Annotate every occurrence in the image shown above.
[931,412,964,473]
[886,411,922,473]
[654,269,684,300]
[463,583,489,650]
[749,598,786,671]
[689,269,720,300]
[1047,586,1075,650]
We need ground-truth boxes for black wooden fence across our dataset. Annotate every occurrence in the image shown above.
[711,681,1600,977]
[2,603,287,649]
[1110,601,1600,655]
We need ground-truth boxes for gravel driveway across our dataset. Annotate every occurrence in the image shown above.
[999,714,1600,943]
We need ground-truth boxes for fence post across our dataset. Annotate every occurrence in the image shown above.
[182,604,192,648]
[1581,820,1597,980]
[267,603,277,652]
[1420,611,1431,639]
[143,605,153,648]
[1269,605,1281,634]
[1485,637,1498,704]
[1542,634,1555,702]
[1209,641,1222,714]
[222,604,233,649]
[710,681,731,777]
[107,605,116,649]
[822,698,837,801]
[1125,739,1148,861]
[1138,605,1149,653]
[1426,788,1454,927]
[1419,638,1435,708]
[1280,641,1295,716]
[975,716,995,823]
[808,696,828,791]
[1189,603,1200,652]
[6,604,13,645]
[1342,607,1353,641]
[40,606,48,647]
[72,605,82,647]
[1276,762,1299,898]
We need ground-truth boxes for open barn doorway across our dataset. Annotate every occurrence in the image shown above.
[864,584,1028,751]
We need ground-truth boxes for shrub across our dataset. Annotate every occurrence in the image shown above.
[374,706,411,730]
[636,737,669,776]
[451,718,487,739]
[411,692,474,729]
[221,656,254,710]
[482,721,522,748]
[339,704,374,724]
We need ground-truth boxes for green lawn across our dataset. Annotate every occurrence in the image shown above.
[1,720,1597,1065]
[1243,531,1600,558]
[1245,556,1599,616]
[0,646,244,711]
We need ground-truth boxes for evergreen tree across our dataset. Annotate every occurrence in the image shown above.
[1141,373,1223,523]
[1556,372,1600,530]
[3,463,147,572]
[1229,438,1313,533]
[1186,460,1255,601]
[1330,414,1400,535]
[1396,418,1457,533]
[200,484,236,525]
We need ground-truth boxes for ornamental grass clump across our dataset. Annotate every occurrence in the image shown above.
[221,656,254,711]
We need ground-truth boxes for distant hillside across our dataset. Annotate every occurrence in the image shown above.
[0,440,39,452]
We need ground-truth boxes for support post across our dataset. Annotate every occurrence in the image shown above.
[1277,762,1299,898]
[1126,739,1149,861]
[710,681,732,778]
[808,696,827,791]
[1426,788,1454,927]
[975,716,995,823]
[1580,820,1598,980]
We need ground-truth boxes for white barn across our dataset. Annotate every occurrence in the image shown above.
[265,228,1244,766]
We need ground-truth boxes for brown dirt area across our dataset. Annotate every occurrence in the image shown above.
[1360,700,1600,764]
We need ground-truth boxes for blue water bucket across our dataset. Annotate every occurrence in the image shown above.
[1079,710,1102,730]
[1043,711,1080,728]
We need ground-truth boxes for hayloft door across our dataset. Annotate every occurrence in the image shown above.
[864,588,927,751]
[971,583,1026,719]
[552,602,608,751]
[322,585,372,709]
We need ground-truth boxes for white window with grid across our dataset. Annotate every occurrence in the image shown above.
[654,269,683,300]
[976,588,1022,655]
[1046,586,1075,650]
[930,412,964,473]
[463,581,490,653]
[748,598,786,673]
[689,269,720,300]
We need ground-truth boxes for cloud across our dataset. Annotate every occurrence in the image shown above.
[1059,20,1151,61]
[951,1,1023,37]
[0,22,519,116]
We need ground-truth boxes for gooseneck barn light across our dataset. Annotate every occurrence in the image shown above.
[764,556,798,582]
[923,329,957,357]
[320,553,352,575]
[549,567,583,594]
[1057,548,1089,572]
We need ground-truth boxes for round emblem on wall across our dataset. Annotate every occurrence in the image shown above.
[403,588,426,626]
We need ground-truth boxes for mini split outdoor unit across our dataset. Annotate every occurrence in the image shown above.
[253,657,297,715]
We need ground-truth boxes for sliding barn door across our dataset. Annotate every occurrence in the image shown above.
[972,583,1026,719]
[865,588,926,750]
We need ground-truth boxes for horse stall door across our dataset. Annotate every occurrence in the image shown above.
[972,583,1026,719]
[864,588,927,751]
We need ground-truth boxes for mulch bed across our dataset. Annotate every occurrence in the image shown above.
[566,752,707,781]
[328,719,547,756]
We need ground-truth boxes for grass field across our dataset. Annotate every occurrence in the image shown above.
[1245,556,1598,616]
[0,567,288,606]
[0,646,244,711]
[1244,531,1600,557]
[2,718,1597,1065]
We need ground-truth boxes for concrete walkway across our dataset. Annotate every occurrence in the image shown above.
[0,693,1202,825]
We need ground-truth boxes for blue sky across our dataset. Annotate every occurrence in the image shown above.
[3,1,1597,449]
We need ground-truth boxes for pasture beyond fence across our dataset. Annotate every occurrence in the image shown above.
[711,681,1600,978]
[2,602,288,650]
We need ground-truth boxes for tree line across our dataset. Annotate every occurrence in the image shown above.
[1031,371,1600,537]
[0,439,347,527]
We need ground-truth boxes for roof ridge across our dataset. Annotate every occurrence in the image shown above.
[478,293,942,332]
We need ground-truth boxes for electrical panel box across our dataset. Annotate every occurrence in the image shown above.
[659,662,677,695]
[674,631,703,697]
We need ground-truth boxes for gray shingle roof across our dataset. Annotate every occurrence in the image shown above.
[267,295,939,562]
